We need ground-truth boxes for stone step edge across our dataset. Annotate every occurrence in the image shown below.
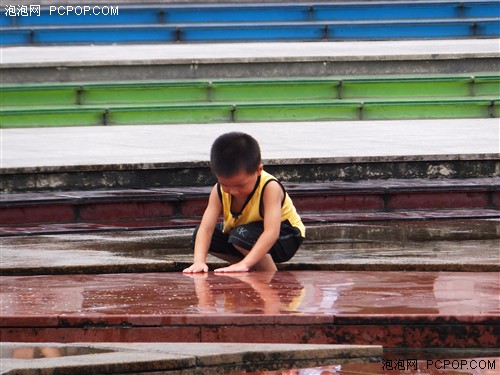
[2,154,499,193]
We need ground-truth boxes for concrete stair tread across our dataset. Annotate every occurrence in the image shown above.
[3,39,498,83]
[1,209,499,237]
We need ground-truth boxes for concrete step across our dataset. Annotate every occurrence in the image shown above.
[2,39,498,83]
[2,220,499,275]
[1,178,498,236]
[2,151,499,193]
[0,342,382,375]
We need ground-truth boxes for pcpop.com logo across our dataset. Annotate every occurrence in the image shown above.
[48,5,119,16]
[4,5,119,17]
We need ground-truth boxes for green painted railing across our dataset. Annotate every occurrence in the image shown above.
[1,75,498,127]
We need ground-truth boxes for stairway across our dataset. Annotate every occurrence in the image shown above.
[2,178,498,236]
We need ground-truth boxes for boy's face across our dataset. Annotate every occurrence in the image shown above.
[217,164,263,199]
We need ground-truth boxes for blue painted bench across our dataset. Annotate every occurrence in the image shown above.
[1,1,498,45]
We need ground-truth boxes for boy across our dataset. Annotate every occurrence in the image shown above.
[183,132,305,273]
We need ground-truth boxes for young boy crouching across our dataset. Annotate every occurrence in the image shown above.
[183,132,305,273]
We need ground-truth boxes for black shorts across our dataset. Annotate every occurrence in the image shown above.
[191,221,303,263]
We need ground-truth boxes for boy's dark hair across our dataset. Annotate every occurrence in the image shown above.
[210,132,261,177]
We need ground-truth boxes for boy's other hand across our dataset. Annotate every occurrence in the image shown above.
[214,262,250,273]
[183,262,209,273]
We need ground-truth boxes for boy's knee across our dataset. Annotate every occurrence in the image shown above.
[228,223,261,250]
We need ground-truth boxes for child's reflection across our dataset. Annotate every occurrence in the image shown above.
[184,272,304,314]
[12,347,61,359]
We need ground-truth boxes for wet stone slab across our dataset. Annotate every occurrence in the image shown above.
[1,220,499,275]
[2,271,498,317]
[0,270,498,347]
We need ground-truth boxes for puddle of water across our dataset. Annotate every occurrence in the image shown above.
[235,350,500,375]
[240,360,499,374]
[1,346,113,359]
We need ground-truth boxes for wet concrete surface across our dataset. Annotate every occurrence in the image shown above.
[1,343,498,375]
[1,215,497,371]
[1,220,498,348]
[1,220,499,275]
[2,342,381,375]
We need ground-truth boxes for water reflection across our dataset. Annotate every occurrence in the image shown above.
[183,271,499,316]
[239,357,500,375]
[0,271,498,316]
[185,272,304,314]
[433,273,500,315]
[11,347,61,359]
[1,346,112,359]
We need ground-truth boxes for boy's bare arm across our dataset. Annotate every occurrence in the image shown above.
[183,185,222,273]
[215,181,283,272]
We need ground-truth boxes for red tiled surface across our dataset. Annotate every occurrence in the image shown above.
[0,205,75,225]
[1,327,201,343]
[78,201,176,221]
[387,192,489,210]
[179,198,210,216]
[492,191,500,207]
[1,271,498,347]
[293,194,385,212]
[1,179,498,233]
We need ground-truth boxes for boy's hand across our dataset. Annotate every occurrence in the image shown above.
[214,262,250,273]
[183,262,209,273]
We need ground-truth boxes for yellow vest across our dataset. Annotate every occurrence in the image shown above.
[219,171,305,237]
